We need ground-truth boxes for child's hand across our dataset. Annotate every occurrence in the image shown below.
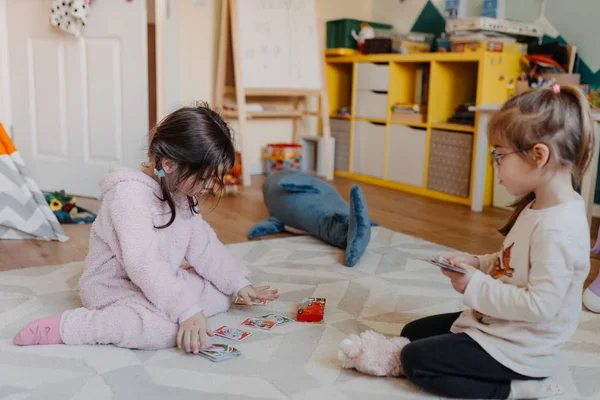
[237,285,279,305]
[177,311,214,354]
[441,262,477,294]
[440,253,480,269]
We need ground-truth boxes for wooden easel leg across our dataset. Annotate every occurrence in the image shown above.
[229,0,251,187]
[214,0,230,109]
[237,110,250,188]
[316,0,333,181]
[320,99,333,181]
[293,97,306,144]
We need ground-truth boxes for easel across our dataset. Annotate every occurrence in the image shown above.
[214,0,333,187]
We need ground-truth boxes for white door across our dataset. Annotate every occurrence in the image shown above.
[6,0,149,197]
[155,0,181,118]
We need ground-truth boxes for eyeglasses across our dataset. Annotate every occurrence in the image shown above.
[490,146,533,166]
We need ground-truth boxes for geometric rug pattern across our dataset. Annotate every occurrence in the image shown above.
[1,227,599,399]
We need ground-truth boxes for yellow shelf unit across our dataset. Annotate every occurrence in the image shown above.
[430,123,476,133]
[325,51,522,207]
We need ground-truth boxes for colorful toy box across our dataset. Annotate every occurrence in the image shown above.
[264,143,302,176]
[297,297,326,323]
[326,19,392,51]
[213,151,242,196]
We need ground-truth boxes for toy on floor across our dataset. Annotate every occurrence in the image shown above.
[297,297,326,323]
[247,170,376,267]
[220,151,242,195]
[338,330,410,377]
[264,143,302,176]
[44,190,96,224]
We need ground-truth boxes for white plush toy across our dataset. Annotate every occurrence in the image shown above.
[338,330,410,377]
[50,0,91,37]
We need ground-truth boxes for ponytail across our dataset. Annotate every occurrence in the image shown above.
[561,86,595,185]
[499,192,536,236]
[154,157,177,229]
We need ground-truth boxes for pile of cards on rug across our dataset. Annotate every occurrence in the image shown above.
[199,297,313,362]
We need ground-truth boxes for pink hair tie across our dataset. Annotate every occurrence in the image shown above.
[552,84,560,94]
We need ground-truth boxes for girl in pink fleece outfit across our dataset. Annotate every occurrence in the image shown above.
[13,102,279,353]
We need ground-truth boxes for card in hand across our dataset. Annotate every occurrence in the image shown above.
[259,313,293,326]
[424,257,467,274]
[214,326,252,341]
[198,343,241,362]
[241,317,277,330]
[234,296,267,306]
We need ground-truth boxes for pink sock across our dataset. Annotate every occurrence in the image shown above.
[13,313,64,346]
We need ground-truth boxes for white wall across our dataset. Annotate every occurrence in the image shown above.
[160,0,181,116]
[0,0,12,132]
[371,0,429,33]
[321,0,373,21]
[371,0,598,73]
[370,0,540,32]
[175,0,372,174]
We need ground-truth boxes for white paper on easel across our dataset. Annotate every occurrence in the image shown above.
[235,0,322,90]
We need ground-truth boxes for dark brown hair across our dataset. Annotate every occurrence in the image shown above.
[488,85,594,236]
[148,102,235,229]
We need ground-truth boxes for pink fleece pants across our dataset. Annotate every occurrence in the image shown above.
[60,276,231,350]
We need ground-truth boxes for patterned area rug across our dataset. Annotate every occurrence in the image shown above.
[1,227,600,400]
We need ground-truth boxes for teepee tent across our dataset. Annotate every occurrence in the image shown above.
[0,122,68,242]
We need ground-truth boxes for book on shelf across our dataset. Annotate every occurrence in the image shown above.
[449,31,516,44]
[223,100,264,112]
[415,68,423,105]
[392,103,427,113]
[391,103,427,124]
[447,101,475,126]
[422,65,430,105]
[413,64,430,107]
[223,100,288,113]
[391,112,426,124]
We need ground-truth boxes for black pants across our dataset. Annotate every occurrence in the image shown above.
[400,312,539,399]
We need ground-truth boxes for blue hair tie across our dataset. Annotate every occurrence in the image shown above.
[154,168,166,178]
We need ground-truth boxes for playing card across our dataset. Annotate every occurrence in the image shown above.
[424,258,467,274]
[214,326,252,341]
[198,343,241,362]
[259,313,293,326]
[234,296,267,306]
[241,317,277,330]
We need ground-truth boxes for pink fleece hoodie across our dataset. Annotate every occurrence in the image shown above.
[78,170,251,323]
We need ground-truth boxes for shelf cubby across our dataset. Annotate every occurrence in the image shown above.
[428,61,478,128]
[323,52,522,208]
[388,61,429,126]
[326,62,353,117]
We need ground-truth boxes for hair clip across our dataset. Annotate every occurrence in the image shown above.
[552,84,560,94]
[153,168,166,178]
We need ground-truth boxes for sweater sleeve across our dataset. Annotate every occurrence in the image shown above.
[475,252,500,275]
[463,230,576,323]
[109,197,201,323]
[185,215,251,296]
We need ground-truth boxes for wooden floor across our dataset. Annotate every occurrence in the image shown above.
[1,175,598,287]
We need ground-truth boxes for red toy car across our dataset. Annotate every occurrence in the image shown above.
[297,297,326,323]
